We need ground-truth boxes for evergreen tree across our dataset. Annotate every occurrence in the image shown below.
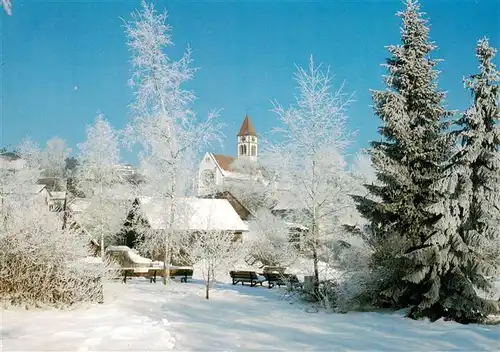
[352,0,462,321]
[444,38,500,322]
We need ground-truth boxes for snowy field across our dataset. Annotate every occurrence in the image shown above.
[2,274,500,351]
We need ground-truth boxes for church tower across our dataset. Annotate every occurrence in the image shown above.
[237,115,257,161]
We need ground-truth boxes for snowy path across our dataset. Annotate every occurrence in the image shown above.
[1,279,500,351]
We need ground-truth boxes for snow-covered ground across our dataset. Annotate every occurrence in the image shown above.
[2,273,500,351]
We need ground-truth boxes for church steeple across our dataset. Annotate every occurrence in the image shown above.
[237,114,258,160]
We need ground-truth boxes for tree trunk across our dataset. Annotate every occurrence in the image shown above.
[313,244,319,284]
[100,233,105,262]
[205,271,210,300]
[163,231,170,285]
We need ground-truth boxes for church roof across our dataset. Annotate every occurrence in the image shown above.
[213,154,235,172]
[237,115,257,137]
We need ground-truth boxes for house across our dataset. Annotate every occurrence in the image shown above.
[201,190,252,221]
[136,196,248,233]
[48,191,67,212]
[0,154,25,171]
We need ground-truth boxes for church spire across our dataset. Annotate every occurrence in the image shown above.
[237,114,257,137]
[237,114,258,160]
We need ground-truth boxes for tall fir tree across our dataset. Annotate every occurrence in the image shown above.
[445,38,500,322]
[352,0,467,321]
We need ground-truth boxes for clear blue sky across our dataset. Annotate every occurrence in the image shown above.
[1,0,499,164]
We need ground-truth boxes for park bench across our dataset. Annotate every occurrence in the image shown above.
[148,267,194,283]
[121,267,150,283]
[262,266,302,289]
[229,270,266,287]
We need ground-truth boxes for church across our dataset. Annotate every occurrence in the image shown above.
[197,115,268,198]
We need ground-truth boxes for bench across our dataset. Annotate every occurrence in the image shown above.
[148,268,194,283]
[264,273,301,289]
[121,267,150,283]
[229,270,266,287]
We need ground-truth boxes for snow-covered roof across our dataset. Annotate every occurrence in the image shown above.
[138,196,248,232]
[49,191,67,200]
[0,156,26,170]
[68,198,91,213]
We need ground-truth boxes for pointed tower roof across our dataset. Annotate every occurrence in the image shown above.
[237,115,257,137]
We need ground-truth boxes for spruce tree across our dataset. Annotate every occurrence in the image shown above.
[445,38,500,322]
[352,0,461,321]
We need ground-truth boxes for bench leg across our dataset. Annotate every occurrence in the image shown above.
[268,282,274,289]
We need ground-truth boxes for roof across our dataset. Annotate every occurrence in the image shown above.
[237,115,257,137]
[49,191,67,199]
[0,156,26,170]
[67,198,92,213]
[137,196,248,232]
[213,154,235,172]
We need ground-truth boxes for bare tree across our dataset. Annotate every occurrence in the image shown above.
[263,56,356,285]
[123,1,223,284]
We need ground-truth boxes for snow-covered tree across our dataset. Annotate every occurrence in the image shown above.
[221,157,275,213]
[350,0,485,322]
[0,139,103,307]
[41,137,71,179]
[442,38,500,322]
[75,113,127,260]
[124,1,223,284]
[2,0,11,16]
[263,56,356,285]
[181,229,243,299]
[246,208,298,267]
[40,137,72,192]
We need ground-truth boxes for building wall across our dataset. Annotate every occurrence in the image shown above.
[197,153,224,196]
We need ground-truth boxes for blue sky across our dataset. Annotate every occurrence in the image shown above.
[2,0,499,164]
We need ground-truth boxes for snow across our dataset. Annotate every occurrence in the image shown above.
[138,196,249,232]
[2,274,499,351]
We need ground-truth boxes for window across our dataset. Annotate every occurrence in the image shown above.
[243,145,247,154]
[251,145,256,156]
[239,145,245,155]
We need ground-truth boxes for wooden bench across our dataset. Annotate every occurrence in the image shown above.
[229,270,266,287]
[121,267,150,283]
[148,268,194,283]
[262,267,302,289]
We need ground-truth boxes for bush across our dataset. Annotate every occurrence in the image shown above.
[0,202,105,308]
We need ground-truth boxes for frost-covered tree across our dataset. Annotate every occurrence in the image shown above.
[75,114,127,260]
[2,0,11,16]
[221,157,275,213]
[0,139,103,307]
[181,229,242,300]
[124,1,222,284]
[41,137,71,179]
[246,208,298,267]
[40,137,72,192]
[443,38,500,322]
[350,0,479,322]
[263,56,355,285]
